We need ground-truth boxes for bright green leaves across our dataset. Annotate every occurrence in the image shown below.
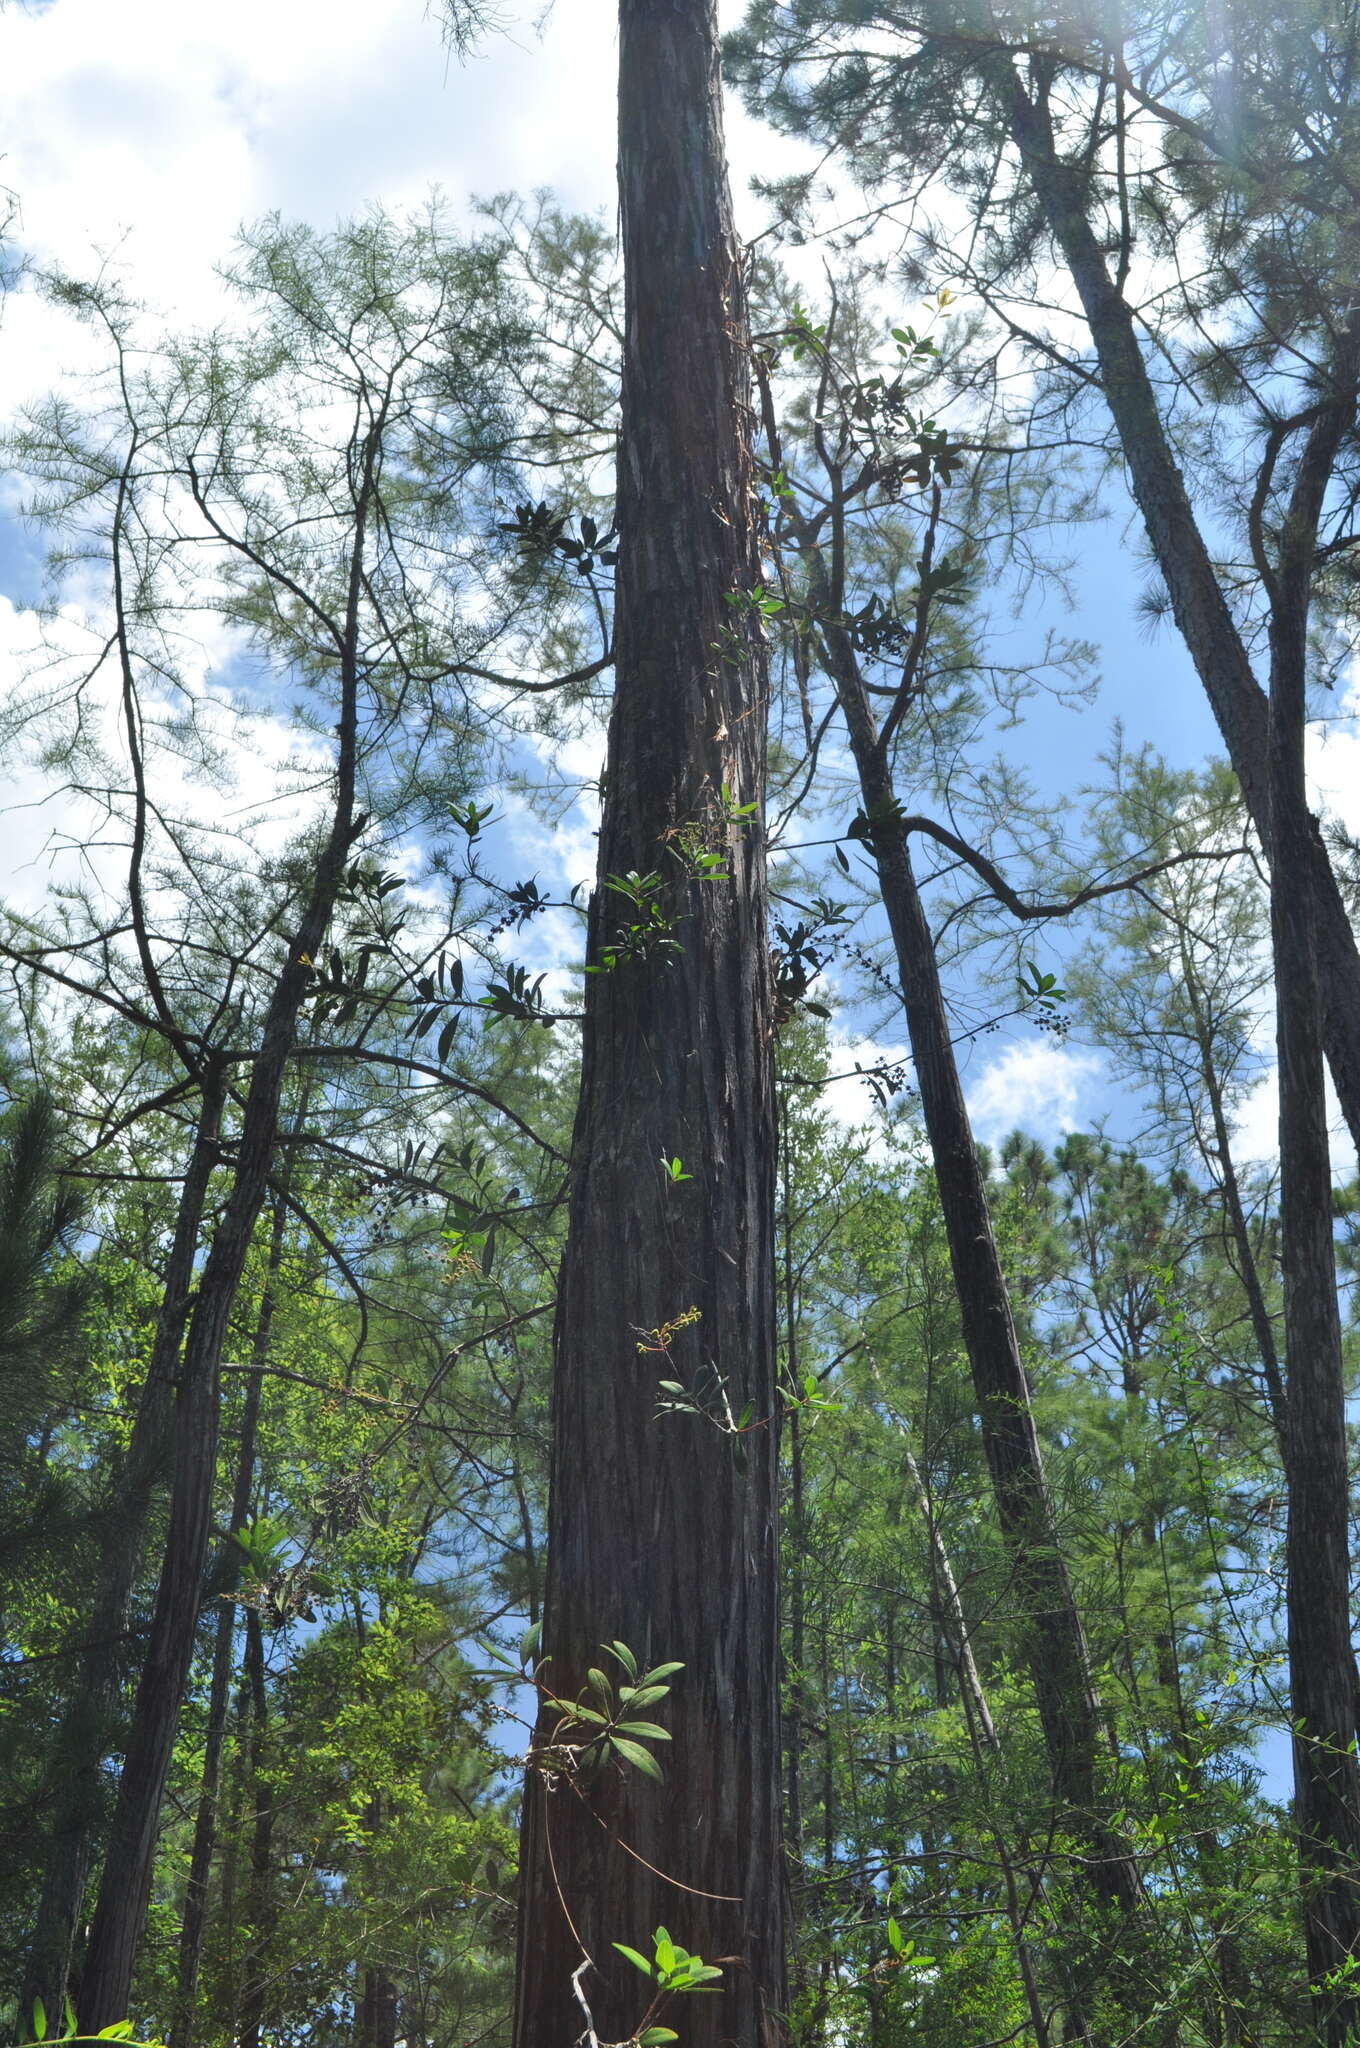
[524,1642,684,1789]
[613,1924,725,1997]
[22,2004,162,2048]
[1018,959,1069,1036]
[886,1917,934,1970]
[588,871,683,975]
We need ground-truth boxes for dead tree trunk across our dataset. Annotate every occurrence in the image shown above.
[510,4,784,2043]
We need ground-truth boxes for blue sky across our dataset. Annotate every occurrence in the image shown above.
[4,0,1358,1158]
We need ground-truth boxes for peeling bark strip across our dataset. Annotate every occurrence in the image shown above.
[511,3,785,2044]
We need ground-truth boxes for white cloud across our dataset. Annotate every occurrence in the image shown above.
[819,1029,911,1139]
[0,0,811,407]
[965,1037,1104,1149]
[1229,1061,1356,1182]
[1308,666,1360,839]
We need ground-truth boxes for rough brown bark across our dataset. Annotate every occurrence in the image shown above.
[1004,71,1360,1166]
[510,4,784,2044]
[20,1084,225,2031]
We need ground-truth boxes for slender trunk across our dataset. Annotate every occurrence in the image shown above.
[780,1104,806,1866]
[1002,68,1360,1164]
[20,1084,225,2029]
[1181,960,1288,1449]
[1268,320,1360,2045]
[902,1443,1053,2048]
[357,1969,397,2048]
[812,553,1139,1917]
[510,5,784,2044]
[168,1190,287,2048]
[237,1608,276,2048]
[78,524,365,2024]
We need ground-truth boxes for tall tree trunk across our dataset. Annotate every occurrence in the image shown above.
[1001,66,1360,1163]
[807,543,1140,1919]
[1268,318,1360,2045]
[20,1083,225,2030]
[510,4,784,2043]
[168,1189,288,2048]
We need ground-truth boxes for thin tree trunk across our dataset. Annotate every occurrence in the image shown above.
[168,1188,288,2048]
[902,1442,1053,2048]
[1002,67,1360,1163]
[809,545,1140,1918]
[357,1969,397,2048]
[511,12,784,2041]
[780,1102,806,1867]
[1180,957,1288,1449]
[1268,316,1360,2046]
[20,1083,225,2029]
[237,1608,276,2048]
[77,476,368,2023]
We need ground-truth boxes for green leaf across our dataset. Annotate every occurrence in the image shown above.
[519,1620,541,1668]
[886,1917,906,1955]
[614,1719,672,1741]
[611,1735,664,1779]
[655,1929,677,1974]
[618,1685,672,1711]
[608,1639,638,1680]
[32,2001,47,2042]
[640,1661,685,1683]
[612,1943,655,1979]
[638,2031,679,2044]
[587,1666,613,1704]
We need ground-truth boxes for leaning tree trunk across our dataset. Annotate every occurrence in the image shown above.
[20,1083,225,2031]
[806,543,1141,1921]
[77,598,362,2028]
[510,4,784,2045]
[1002,67,1360,1164]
